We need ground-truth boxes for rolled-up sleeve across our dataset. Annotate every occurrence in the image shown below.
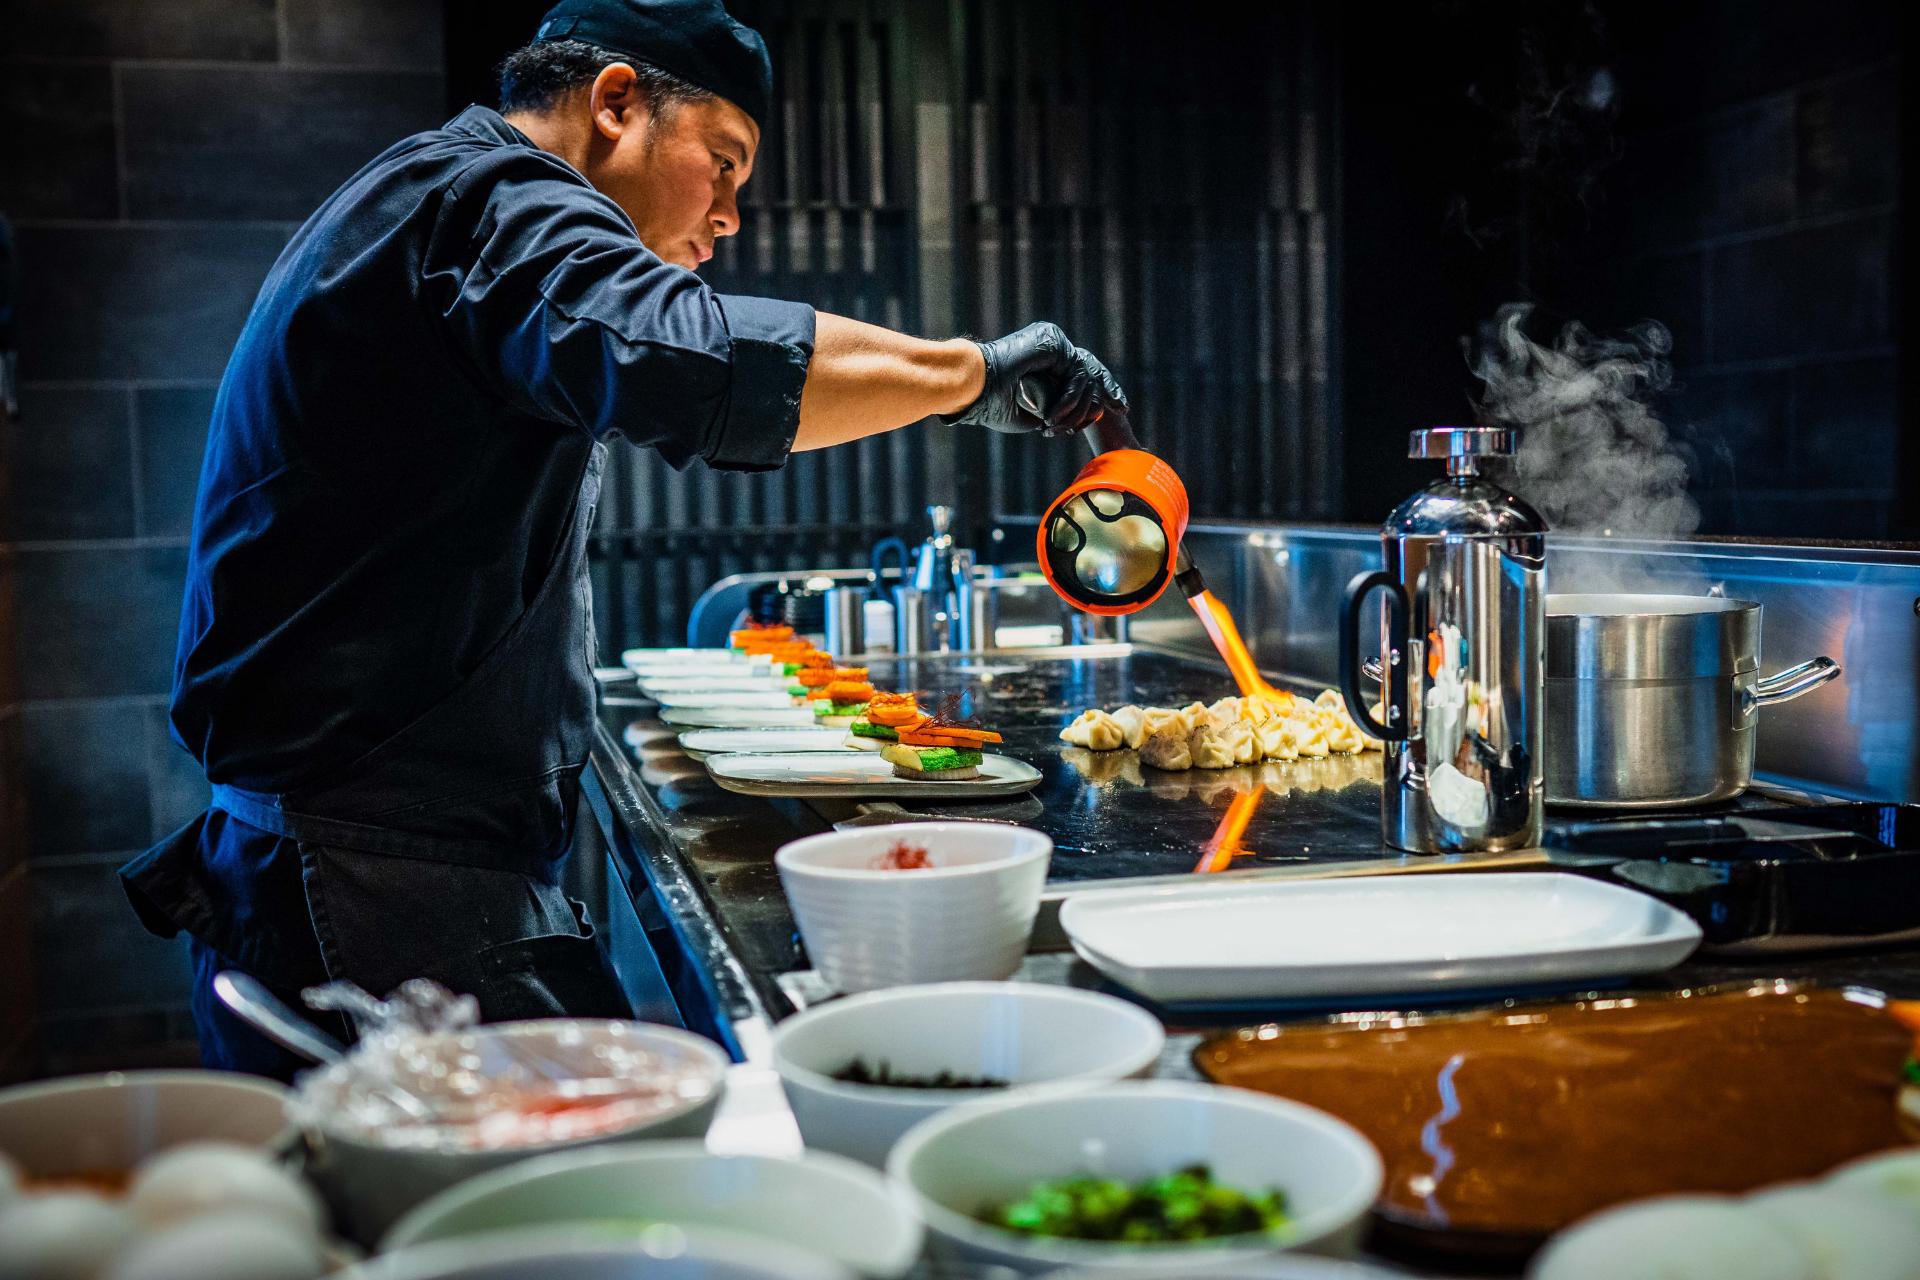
[422,152,814,471]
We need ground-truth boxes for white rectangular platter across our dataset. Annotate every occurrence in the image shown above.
[650,689,795,709]
[677,727,858,759]
[659,706,818,729]
[704,751,1042,799]
[1059,872,1702,1004]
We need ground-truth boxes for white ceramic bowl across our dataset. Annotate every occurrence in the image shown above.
[771,982,1165,1167]
[1040,1260,1412,1279]
[776,823,1052,993]
[0,1070,292,1176]
[298,1021,728,1244]
[350,1226,852,1279]
[1827,1146,1920,1211]
[888,1081,1383,1276]
[382,1140,922,1278]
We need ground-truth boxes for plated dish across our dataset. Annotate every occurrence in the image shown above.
[1194,982,1913,1254]
[1059,872,1702,1004]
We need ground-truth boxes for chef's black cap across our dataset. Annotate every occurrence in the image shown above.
[534,0,773,133]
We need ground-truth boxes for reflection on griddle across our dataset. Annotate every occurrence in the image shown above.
[1058,748,1383,872]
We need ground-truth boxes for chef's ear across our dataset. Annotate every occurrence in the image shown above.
[588,62,645,140]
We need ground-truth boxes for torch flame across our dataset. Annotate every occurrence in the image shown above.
[1188,590,1295,716]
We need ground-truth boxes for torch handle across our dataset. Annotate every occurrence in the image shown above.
[1014,375,1142,455]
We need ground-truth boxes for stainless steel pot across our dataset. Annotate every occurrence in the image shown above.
[1544,593,1840,808]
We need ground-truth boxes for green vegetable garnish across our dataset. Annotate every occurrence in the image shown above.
[981,1164,1289,1243]
[1903,1057,1920,1087]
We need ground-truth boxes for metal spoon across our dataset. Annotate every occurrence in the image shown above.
[213,970,347,1065]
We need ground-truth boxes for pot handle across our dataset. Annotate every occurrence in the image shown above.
[1341,570,1409,741]
[1750,656,1841,708]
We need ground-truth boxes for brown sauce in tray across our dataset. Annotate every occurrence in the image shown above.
[1196,985,1914,1241]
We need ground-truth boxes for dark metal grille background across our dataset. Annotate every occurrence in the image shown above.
[591,1,1341,651]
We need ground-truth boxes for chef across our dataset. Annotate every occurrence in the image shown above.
[119,0,1127,1078]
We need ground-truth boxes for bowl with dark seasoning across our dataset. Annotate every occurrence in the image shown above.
[775,823,1053,993]
[770,982,1165,1167]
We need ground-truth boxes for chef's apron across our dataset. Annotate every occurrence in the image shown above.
[126,443,631,1072]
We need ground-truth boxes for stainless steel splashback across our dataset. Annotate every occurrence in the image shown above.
[998,518,1920,801]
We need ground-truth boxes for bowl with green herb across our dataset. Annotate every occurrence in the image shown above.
[888,1081,1381,1274]
[772,983,1164,1168]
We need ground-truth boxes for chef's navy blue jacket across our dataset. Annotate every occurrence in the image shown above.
[121,106,815,989]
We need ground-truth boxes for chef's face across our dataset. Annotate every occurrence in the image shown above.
[589,69,758,271]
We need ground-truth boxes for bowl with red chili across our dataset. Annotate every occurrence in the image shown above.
[775,822,1054,994]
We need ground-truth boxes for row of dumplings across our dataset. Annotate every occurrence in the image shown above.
[1061,747,1380,797]
[1059,690,1383,771]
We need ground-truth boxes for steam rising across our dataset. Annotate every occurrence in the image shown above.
[1473,303,1699,539]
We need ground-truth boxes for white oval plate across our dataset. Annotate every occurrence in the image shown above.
[620,647,736,669]
[705,752,1041,798]
[1059,872,1703,1004]
[651,689,795,709]
[628,663,773,681]
[660,706,819,729]
[679,728,859,759]
[638,675,791,696]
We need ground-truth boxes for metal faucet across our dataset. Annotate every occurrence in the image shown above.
[910,504,977,651]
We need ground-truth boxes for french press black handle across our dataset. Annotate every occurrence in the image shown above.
[1340,570,1410,741]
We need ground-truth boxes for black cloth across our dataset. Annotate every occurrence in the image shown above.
[536,0,774,133]
[120,105,813,1009]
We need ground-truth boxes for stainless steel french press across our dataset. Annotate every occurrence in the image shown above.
[1340,427,1548,854]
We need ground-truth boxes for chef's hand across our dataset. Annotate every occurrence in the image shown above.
[943,322,1129,436]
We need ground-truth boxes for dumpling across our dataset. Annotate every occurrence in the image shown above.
[1292,713,1331,758]
[1110,705,1150,750]
[1178,701,1212,733]
[1315,688,1345,713]
[1142,707,1187,740]
[1188,724,1237,770]
[1362,705,1386,752]
[1241,695,1282,724]
[1255,715,1300,761]
[1218,718,1259,765]
[1322,707,1367,755]
[1059,709,1126,751]
[1059,710,1094,746]
[1206,696,1243,732]
[1140,724,1193,771]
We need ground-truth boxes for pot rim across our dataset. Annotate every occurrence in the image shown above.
[1546,593,1762,680]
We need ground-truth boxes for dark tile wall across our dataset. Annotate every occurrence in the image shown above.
[0,0,446,1075]
[1592,1,1903,537]
[1337,0,1907,540]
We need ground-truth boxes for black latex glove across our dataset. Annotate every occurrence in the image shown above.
[943,321,1129,437]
